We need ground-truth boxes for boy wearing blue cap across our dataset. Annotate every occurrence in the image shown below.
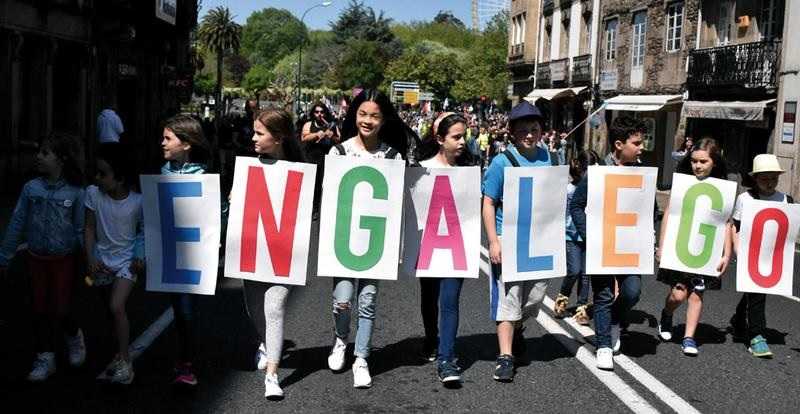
[482,101,552,382]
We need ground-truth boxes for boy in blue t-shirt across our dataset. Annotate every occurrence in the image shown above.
[481,100,551,382]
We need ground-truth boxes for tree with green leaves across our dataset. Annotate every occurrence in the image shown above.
[198,6,241,119]
[331,0,396,45]
[241,8,308,70]
[241,64,274,101]
[384,42,462,100]
[329,39,386,90]
[433,10,465,28]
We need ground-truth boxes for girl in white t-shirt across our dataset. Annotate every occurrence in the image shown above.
[655,138,732,356]
[414,112,476,386]
[85,143,143,385]
[325,89,407,389]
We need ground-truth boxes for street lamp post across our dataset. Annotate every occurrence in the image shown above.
[295,1,333,116]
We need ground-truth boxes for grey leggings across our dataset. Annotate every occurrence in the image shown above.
[243,280,290,364]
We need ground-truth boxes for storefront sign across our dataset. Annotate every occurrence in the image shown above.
[782,101,796,144]
[600,70,618,91]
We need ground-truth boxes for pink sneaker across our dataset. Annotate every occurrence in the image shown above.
[172,362,198,386]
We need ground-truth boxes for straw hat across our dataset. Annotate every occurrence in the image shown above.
[749,154,785,175]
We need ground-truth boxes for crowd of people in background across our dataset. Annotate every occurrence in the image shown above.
[0,91,791,401]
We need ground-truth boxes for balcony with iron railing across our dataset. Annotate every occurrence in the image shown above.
[508,44,525,59]
[571,54,591,86]
[537,61,551,88]
[687,40,781,92]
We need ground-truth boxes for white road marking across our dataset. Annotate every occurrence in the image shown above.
[97,307,174,380]
[479,246,701,414]
[536,309,660,414]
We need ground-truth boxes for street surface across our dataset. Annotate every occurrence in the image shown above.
[1,211,800,413]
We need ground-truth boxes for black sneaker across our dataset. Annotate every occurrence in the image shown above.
[493,354,514,382]
[437,360,462,384]
[512,327,527,358]
[420,339,437,362]
[729,315,747,340]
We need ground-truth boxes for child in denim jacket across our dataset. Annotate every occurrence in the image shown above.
[0,134,87,382]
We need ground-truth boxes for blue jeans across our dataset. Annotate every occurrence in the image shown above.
[559,241,590,305]
[592,275,641,349]
[332,278,378,359]
[419,278,464,362]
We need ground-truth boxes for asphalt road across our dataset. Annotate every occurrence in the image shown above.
[1,217,800,413]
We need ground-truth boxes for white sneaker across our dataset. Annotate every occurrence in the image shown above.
[328,337,347,371]
[264,373,284,400]
[109,359,134,385]
[352,357,372,388]
[66,329,86,368]
[611,324,621,354]
[256,342,268,371]
[27,352,56,382]
[658,325,673,342]
[596,347,614,371]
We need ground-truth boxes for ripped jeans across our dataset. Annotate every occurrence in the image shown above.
[332,278,378,359]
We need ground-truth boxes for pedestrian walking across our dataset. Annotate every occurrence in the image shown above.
[84,142,144,385]
[326,89,406,389]
[0,134,87,382]
[553,149,600,325]
[482,101,551,383]
[244,108,307,400]
[159,115,213,386]
[655,138,732,356]
[730,154,794,358]
[570,116,647,371]
[415,112,476,386]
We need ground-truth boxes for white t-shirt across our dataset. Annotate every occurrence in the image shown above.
[329,138,403,160]
[732,190,788,221]
[419,157,451,168]
[85,185,143,271]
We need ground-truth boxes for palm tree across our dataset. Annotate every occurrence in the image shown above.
[197,6,241,122]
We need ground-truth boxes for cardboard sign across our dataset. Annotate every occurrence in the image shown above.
[141,174,221,295]
[402,166,482,278]
[585,166,658,275]
[660,174,737,276]
[224,157,316,286]
[317,155,405,280]
[501,166,569,282]
[736,199,800,296]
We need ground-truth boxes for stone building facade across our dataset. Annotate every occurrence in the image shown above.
[597,0,700,188]
[0,0,197,194]
[508,0,541,104]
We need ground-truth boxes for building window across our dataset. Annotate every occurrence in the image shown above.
[582,14,592,55]
[631,11,647,68]
[665,2,683,52]
[604,18,618,62]
[761,0,778,39]
[717,1,732,46]
[521,12,527,44]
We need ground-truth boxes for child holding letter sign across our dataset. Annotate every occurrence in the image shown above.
[415,112,477,385]
[570,116,647,371]
[730,154,794,358]
[326,90,406,389]
[158,115,213,386]
[482,101,551,383]
[655,138,733,356]
[243,109,308,400]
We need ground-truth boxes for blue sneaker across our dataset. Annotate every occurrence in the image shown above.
[437,360,461,384]
[748,335,773,358]
[493,354,514,382]
[681,337,698,356]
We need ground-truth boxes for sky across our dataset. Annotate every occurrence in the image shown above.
[199,0,476,30]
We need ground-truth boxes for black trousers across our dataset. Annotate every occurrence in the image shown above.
[732,293,766,339]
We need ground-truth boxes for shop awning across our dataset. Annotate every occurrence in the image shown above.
[682,99,776,121]
[524,87,588,103]
[603,95,683,111]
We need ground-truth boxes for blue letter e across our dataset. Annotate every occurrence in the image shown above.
[158,182,202,285]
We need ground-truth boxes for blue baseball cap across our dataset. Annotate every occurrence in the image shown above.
[509,100,544,123]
